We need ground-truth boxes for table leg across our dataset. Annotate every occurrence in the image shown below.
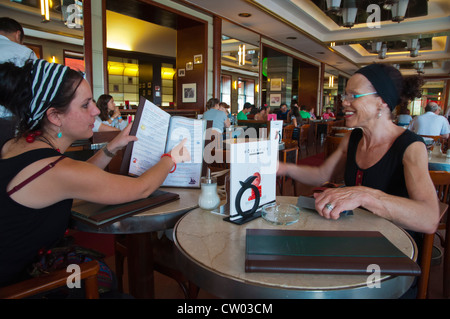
[126,232,154,299]
[444,218,450,298]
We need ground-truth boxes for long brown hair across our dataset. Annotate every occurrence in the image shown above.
[96,94,113,121]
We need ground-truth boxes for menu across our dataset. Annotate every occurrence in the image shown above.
[121,97,205,187]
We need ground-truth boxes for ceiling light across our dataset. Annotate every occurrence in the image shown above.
[410,44,420,57]
[238,44,246,66]
[406,38,419,51]
[238,13,252,18]
[383,0,395,10]
[378,43,387,59]
[40,0,50,22]
[342,0,357,28]
[371,41,382,53]
[391,0,409,22]
[326,0,342,13]
[415,61,424,74]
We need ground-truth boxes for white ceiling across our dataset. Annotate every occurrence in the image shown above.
[2,0,449,78]
[182,0,450,77]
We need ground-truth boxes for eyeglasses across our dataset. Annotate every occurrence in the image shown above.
[341,92,378,102]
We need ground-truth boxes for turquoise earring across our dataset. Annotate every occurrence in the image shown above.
[57,127,62,138]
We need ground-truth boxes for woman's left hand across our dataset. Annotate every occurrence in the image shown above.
[313,187,362,220]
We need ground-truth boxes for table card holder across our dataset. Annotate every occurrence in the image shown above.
[223,139,278,225]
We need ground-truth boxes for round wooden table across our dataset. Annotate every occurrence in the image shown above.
[174,196,418,299]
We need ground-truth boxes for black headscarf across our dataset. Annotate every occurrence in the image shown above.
[355,64,401,111]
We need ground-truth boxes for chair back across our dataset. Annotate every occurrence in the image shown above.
[283,124,295,141]
[299,124,310,145]
[429,170,450,204]
[324,135,343,159]
[420,135,441,143]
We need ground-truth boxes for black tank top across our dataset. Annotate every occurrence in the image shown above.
[0,148,72,287]
[344,128,425,198]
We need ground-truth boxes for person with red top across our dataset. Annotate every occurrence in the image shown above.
[322,107,335,120]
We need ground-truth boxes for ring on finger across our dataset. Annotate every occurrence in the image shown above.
[325,203,334,211]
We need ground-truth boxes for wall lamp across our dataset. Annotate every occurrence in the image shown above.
[40,0,50,22]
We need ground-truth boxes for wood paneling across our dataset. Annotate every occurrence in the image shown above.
[176,23,207,111]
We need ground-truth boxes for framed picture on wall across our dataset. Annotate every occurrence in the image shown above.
[194,54,202,64]
[270,93,282,107]
[186,62,193,71]
[182,83,196,103]
[178,69,185,77]
[270,78,282,91]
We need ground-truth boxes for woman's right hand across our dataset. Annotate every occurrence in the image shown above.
[170,138,191,163]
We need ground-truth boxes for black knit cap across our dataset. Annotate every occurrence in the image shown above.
[355,64,401,111]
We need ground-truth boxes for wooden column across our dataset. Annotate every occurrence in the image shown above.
[83,0,93,87]
[213,16,222,100]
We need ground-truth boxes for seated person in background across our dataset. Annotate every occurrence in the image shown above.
[237,102,252,120]
[0,59,190,291]
[203,98,230,133]
[93,117,120,132]
[290,105,301,127]
[96,94,128,130]
[322,107,335,120]
[277,103,290,121]
[299,105,311,120]
[309,106,317,120]
[277,64,439,255]
[247,105,258,119]
[408,101,450,139]
[254,106,268,121]
[396,108,413,127]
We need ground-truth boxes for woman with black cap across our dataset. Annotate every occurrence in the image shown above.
[277,63,439,237]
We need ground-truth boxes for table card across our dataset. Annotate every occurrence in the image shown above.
[225,139,278,223]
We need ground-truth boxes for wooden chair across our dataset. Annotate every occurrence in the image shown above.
[298,124,310,157]
[0,260,100,299]
[279,125,299,195]
[282,124,295,141]
[324,135,343,159]
[420,135,441,143]
[114,234,199,299]
[419,170,450,298]
[91,131,123,174]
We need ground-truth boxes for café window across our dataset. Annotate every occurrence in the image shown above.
[237,78,255,111]
[107,57,139,107]
[161,63,176,107]
[221,75,232,106]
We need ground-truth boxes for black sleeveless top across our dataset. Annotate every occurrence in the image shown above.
[344,128,425,198]
[0,148,72,287]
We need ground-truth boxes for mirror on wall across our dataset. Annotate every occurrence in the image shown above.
[220,20,260,114]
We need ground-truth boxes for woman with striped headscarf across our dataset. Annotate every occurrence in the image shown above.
[0,60,190,289]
